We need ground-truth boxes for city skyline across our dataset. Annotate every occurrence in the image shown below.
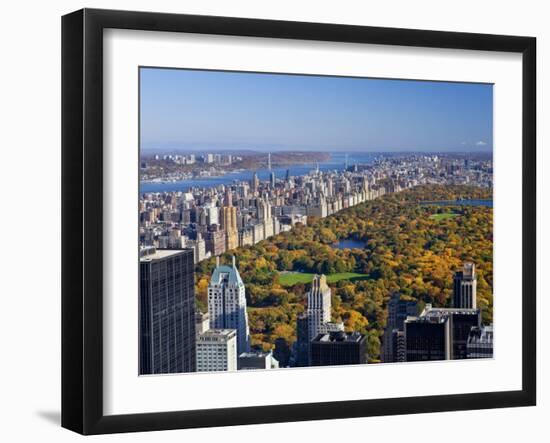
[140,68,493,153]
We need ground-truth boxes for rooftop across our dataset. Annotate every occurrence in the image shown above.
[139,247,192,262]
[210,256,244,286]
[421,304,479,317]
[312,331,364,343]
[197,329,236,339]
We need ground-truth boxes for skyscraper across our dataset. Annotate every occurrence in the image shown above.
[208,256,250,355]
[221,206,238,251]
[453,262,477,309]
[139,247,196,374]
[295,312,310,367]
[404,304,481,361]
[404,312,451,362]
[307,274,332,341]
[310,331,367,366]
[251,172,260,193]
[382,292,417,363]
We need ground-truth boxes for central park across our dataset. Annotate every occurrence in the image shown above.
[193,184,493,363]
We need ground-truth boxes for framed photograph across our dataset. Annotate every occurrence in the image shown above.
[61,8,536,435]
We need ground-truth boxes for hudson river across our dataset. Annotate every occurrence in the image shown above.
[140,152,376,194]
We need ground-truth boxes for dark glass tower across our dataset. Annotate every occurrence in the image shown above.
[310,331,367,366]
[382,292,417,363]
[139,248,196,375]
[405,314,451,362]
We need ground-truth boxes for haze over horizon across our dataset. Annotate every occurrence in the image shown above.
[140,68,493,154]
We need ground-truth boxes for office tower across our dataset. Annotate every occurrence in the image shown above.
[382,293,417,363]
[270,171,276,188]
[404,312,451,362]
[307,274,332,341]
[295,312,310,367]
[467,325,494,358]
[405,304,481,361]
[285,169,290,183]
[310,331,367,366]
[139,248,196,374]
[238,351,279,370]
[391,329,406,362]
[447,308,481,359]
[422,305,481,358]
[208,256,250,355]
[453,262,477,309]
[196,329,237,372]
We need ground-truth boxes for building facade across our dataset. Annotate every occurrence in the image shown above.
[405,304,481,361]
[382,292,417,363]
[453,262,477,309]
[237,351,279,370]
[208,256,250,355]
[139,248,196,375]
[196,329,237,372]
[467,325,494,358]
[405,313,451,362]
[310,331,367,366]
[307,274,332,341]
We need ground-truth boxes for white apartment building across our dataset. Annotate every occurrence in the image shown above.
[307,274,332,341]
[208,256,250,355]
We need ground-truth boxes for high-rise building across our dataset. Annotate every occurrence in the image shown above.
[221,206,238,251]
[205,228,226,257]
[453,262,477,309]
[404,304,481,361]
[251,172,259,193]
[307,274,332,341]
[295,312,310,367]
[391,329,406,362]
[467,325,494,359]
[208,256,250,355]
[404,312,451,362]
[139,248,196,374]
[196,329,237,372]
[382,292,417,363]
[310,331,367,366]
[419,304,481,359]
[294,274,338,367]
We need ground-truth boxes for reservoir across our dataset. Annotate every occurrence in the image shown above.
[332,239,367,250]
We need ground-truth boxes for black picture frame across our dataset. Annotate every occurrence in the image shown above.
[61,8,536,435]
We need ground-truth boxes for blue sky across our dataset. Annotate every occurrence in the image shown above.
[140,67,493,152]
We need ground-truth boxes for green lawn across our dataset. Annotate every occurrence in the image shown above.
[278,271,369,286]
[430,212,459,221]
